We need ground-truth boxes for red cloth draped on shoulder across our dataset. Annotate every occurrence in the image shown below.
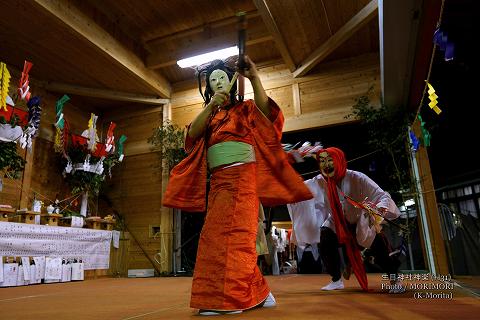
[318,147,369,291]
[162,99,313,212]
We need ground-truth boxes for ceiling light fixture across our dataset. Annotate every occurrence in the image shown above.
[177,46,238,68]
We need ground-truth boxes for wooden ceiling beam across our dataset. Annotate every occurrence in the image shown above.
[143,11,260,45]
[293,0,378,78]
[253,0,296,72]
[32,0,171,98]
[38,81,169,105]
[146,23,273,69]
[283,108,357,132]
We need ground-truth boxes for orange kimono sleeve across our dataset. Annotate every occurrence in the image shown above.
[162,136,207,212]
[252,98,313,206]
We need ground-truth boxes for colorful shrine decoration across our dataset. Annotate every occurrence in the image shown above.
[425,81,442,115]
[17,61,33,102]
[433,28,454,61]
[0,60,41,179]
[53,96,127,197]
[417,115,431,147]
[0,62,11,111]
[409,129,420,152]
[0,60,41,147]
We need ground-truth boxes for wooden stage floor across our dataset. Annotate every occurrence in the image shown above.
[1,274,479,319]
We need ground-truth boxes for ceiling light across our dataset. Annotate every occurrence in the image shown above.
[177,46,238,68]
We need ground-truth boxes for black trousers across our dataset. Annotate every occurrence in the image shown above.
[319,226,399,281]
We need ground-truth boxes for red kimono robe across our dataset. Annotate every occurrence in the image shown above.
[163,98,312,311]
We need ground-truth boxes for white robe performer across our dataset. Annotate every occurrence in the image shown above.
[320,170,400,248]
[289,147,403,293]
[288,171,399,251]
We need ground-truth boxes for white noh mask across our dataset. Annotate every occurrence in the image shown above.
[209,69,230,93]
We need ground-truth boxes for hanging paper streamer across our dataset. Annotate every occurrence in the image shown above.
[425,81,442,115]
[55,94,70,129]
[0,62,11,111]
[418,115,431,147]
[105,122,116,152]
[54,127,63,153]
[63,120,70,147]
[116,135,127,161]
[433,28,454,61]
[27,96,42,131]
[86,113,98,152]
[409,129,420,152]
[54,94,70,153]
[18,60,33,102]
[6,95,14,107]
[20,96,42,150]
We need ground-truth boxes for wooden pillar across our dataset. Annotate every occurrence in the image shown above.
[292,82,301,116]
[19,141,36,209]
[412,121,449,275]
[160,103,173,273]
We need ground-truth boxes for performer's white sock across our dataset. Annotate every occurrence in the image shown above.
[198,310,243,316]
[321,279,344,290]
[262,292,276,307]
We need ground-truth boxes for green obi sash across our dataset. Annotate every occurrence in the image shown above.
[207,141,256,170]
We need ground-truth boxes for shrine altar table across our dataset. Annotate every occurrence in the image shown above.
[0,222,112,270]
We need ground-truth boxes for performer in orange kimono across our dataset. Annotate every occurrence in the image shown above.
[163,56,312,315]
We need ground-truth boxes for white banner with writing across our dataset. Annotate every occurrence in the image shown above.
[0,222,112,270]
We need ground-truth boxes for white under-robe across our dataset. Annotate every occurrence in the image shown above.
[287,176,328,248]
[288,170,400,249]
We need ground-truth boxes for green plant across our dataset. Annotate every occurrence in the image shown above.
[65,170,105,195]
[148,120,187,170]
[346,90,413,200]
[62,209,83,217]
[0,141,26,179]
[61,144,121,196]
[347,90,420,242]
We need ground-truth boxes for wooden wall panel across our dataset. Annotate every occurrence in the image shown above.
[300,80,379,114]
[170,54,381,132]
[103,108,172,273]
[171,103,204,130]
[29,138,70,205]
[109,110,162,156]
[266,86,295,118]
[0,144,23,207]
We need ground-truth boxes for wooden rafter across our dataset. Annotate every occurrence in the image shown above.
[293,0,378,78]
[253,0,296,72]
[39,81,169,105]
[33,0,171,98]
[144,11,260,45]
[146,20,272,69]
[284,108,357,132]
